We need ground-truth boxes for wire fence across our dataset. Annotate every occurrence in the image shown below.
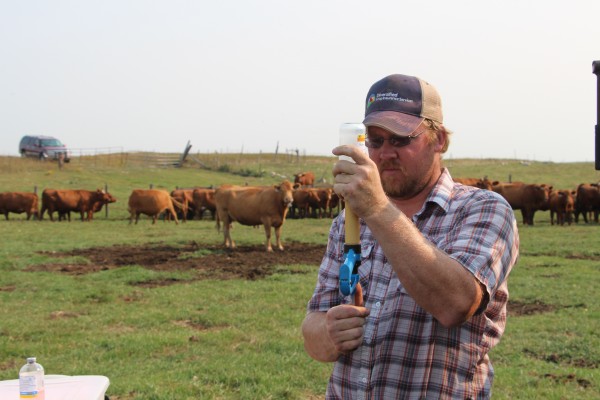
[0,147,324,177]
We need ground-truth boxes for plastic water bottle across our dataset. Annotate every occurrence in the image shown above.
[19,357,45,399]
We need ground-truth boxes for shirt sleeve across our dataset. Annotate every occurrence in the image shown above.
[441,191,519,300]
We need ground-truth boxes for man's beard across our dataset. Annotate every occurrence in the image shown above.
[380,169,426,199]
[378,157,433,199]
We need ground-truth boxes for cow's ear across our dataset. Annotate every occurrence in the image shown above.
[273,184,281,191]
[293,183,301,189]
[492,181,499,185]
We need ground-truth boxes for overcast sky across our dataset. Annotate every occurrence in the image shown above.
[2,1,600,162]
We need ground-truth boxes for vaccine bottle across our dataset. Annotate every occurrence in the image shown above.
[339,123,368,162]
[338,122,367,242]
[19,357,45,399]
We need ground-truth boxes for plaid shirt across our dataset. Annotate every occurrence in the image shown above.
[307,169,519,400]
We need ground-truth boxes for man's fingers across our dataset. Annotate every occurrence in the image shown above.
[332,159,361,178]
[328,305,370,320]
[329,315,367,332]
[332,145,370,165]
[333,336,364,354]
[325,305,370,352]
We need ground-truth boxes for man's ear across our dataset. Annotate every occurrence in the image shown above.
[433,126,448,153]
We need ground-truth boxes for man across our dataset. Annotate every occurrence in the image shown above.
[302,74,519,399]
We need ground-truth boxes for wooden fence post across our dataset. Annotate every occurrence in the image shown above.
[105,183,109,218]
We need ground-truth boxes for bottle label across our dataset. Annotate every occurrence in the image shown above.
[339,123,366,162]
[20,374,44,399]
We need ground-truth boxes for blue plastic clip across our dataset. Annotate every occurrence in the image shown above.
[340,246,361,296]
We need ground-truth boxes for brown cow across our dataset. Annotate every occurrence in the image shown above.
[192,188,216,220]
[574,183,600,223]
[0,192,39,220]
[89,191,117,220]
[41,189,116,221]
[170,189,193,222]
[549,190,576,226]
[453,177,494,190]
[294,171,315,187]
[59,191,117,221]
[215,180,294,251]
[492,182,551,225]
[127,189,181,224]
[291,187,317,218]
[307,187,333,218]
[329,191,342,217]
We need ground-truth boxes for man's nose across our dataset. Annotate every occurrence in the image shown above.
[377,142,400,158]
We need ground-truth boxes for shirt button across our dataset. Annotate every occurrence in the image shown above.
[375,301,381,308]
[362,377,367,383]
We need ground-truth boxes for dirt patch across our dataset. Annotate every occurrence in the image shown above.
[523,348,598,370]
[541,352,598,369]
[507,300,556,316]
[26,241,326,281]
[543,373,592,389]
[565,254,600,261]
[0,359,20,373]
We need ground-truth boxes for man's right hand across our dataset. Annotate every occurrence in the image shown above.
[325,304,370,354]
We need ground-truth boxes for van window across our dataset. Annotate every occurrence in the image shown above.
[40,139,63,147]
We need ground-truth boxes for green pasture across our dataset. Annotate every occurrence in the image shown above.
[0,155,599,399]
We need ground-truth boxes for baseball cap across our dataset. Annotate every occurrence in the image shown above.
[363,74,443,136]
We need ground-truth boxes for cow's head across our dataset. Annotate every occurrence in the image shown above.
[478,178,494,191]
[321,188,333,202]
[535,184,552,210]
[275,180,295,208]
[563,190,576,223]
[563,190,576,209]
[97,189,117,204]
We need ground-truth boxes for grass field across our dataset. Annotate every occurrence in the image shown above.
[0,154,599,399]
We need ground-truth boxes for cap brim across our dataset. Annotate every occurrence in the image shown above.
[362,111,423,137]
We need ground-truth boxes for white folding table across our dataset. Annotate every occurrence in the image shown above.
[0,375,109,400]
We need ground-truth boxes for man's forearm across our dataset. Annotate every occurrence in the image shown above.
[364,202,483,327]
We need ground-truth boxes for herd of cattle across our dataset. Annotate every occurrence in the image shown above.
[2,171,600,251]
[454,177,600,226]
[0,171,334,252]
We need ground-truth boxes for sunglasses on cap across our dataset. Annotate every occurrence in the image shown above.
[364,130,425,149]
